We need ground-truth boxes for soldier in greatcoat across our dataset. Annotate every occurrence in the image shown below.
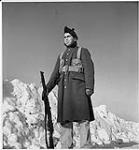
[42,26,95,148]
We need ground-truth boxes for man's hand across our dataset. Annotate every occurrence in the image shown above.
[42,87,48,101]
[86,88,94,96]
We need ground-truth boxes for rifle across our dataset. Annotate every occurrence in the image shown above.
[40,71,54,149]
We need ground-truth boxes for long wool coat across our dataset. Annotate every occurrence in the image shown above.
[46,46,95,123]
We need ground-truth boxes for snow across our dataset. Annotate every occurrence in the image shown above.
[2,79,139,149]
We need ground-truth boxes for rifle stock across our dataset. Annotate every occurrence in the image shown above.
[40,71,54,149]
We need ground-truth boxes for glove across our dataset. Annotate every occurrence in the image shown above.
[86,88,94,96]
[42,87,48,101]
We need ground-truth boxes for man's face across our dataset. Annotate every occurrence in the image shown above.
[64,33,76,46]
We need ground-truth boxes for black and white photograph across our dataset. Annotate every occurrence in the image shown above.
[2,1,139,149]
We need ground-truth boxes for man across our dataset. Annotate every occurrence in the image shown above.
[43,26,95,148]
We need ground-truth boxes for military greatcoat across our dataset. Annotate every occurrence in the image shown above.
[46,46,95,123]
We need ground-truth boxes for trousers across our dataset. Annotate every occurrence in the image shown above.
[60,121,92,148]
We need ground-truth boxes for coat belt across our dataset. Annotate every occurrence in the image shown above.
[62,65,83,73]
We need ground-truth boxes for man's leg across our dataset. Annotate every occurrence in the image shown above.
[79,121,92,148]
[60,122,73,149]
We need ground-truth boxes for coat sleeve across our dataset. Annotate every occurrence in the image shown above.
[46,55,60,93]
[81,48,95,92]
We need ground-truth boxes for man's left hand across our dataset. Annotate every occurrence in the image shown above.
[86,89,94,96]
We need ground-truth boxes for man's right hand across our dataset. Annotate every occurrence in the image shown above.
[42,87,48,101]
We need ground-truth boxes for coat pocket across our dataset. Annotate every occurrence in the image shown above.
[70,72,85,81]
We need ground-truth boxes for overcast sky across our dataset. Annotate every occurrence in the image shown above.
[3,2,138,122]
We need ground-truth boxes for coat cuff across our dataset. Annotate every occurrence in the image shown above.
[86,87,94,92]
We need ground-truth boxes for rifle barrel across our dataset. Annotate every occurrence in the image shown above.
[40,71,54,149]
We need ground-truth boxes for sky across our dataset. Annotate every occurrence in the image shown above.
[2,2,138,122]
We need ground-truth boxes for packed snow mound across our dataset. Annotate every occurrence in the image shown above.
[3,79,139,149]
[3,79,46,149]
[91,105,139,146]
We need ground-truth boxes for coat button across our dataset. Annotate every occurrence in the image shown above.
[64,86,66,88]
[66,59,68,61]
